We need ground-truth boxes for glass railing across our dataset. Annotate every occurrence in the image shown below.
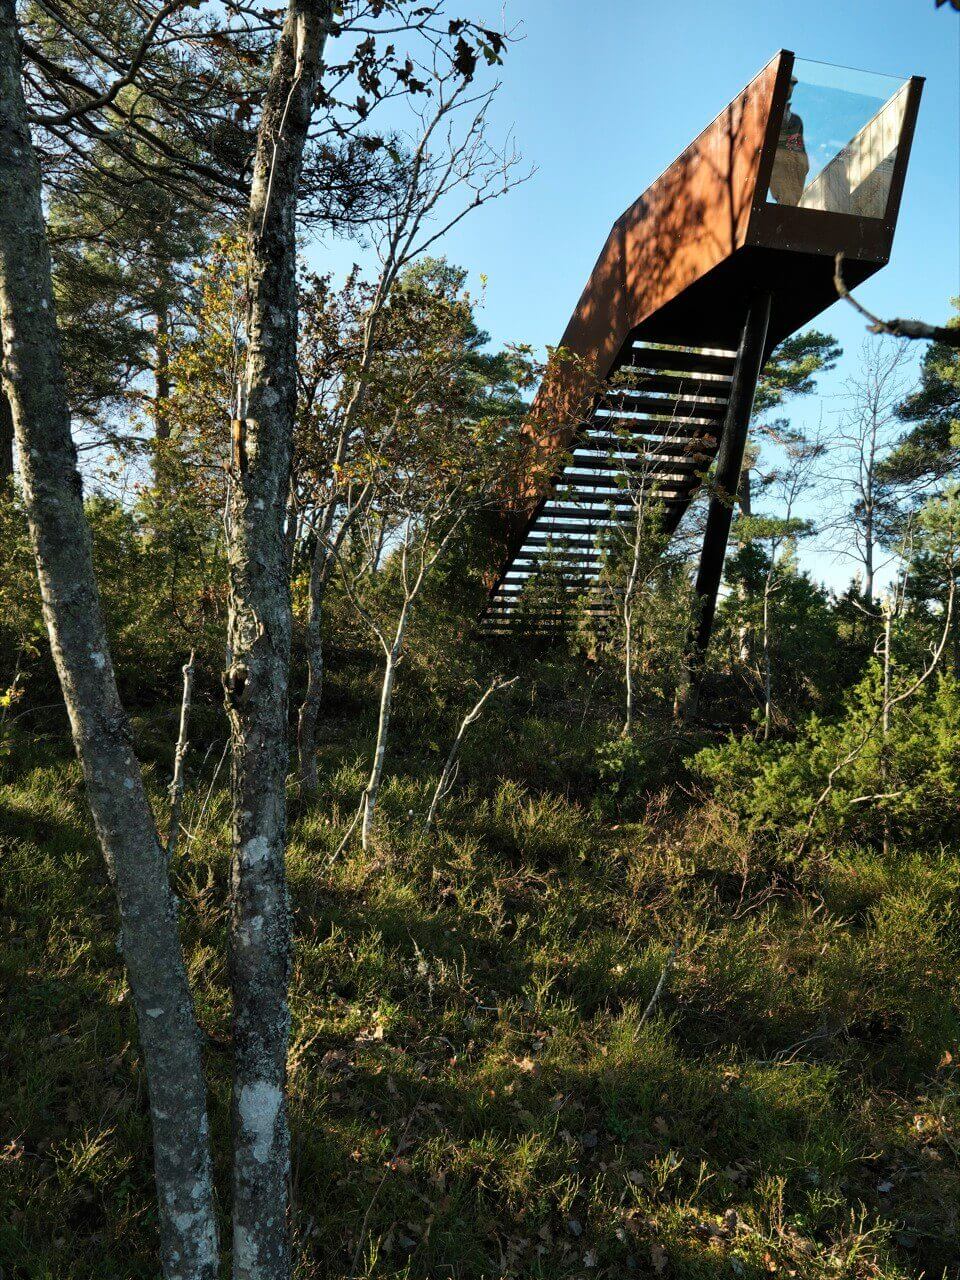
[766,59,911,219]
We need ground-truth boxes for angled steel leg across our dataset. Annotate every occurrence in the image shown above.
[679,292,772,718]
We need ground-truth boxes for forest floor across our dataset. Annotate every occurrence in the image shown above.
[2,693,959,1279]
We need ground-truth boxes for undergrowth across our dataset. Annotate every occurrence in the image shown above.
[1,693,958,1280]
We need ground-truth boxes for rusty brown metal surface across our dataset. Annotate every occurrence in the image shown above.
[484,51,924,624]
[558,56,781,385]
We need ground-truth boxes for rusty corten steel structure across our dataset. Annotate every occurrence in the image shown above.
[483,49,923,640]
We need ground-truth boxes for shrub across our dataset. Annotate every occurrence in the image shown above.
[694,667,960,853]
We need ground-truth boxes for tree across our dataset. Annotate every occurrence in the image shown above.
[0,5,220,1275]
[827,338,912,602]
[511,538,583,640]
[741,329,841,513]
[835,253,960,347]
[293,63,526,794]
[880,306,960,502]
[16,1,260,473]
[47,137,216,454]
[329,264,514,849]
[220,6,334,1275]
[902,486,960,674]
[582,400,698,735]
[424,673,517,829]
[796,497,958,856]
[4,4,518,1277]
[727,423,822,738]
[15,1,497,485]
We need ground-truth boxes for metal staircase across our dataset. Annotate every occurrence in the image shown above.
[483,341,737,634]
[480,50,922,660]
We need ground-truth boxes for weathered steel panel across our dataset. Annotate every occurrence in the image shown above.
[485,50,924,620]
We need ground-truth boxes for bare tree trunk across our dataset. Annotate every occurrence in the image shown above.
[0,7,218,1277]
[736,463,752,660]
[362,637,403,851]
[295,330,392,796]
[621,494,647,737]
[881,607,892,856]
[297,488,380,796]
[167,650,195,860]
[222,5,332,1277]
[424,676,515,830]
[622,606,635,736]
[762,576,773,741]
[346,510,463,852]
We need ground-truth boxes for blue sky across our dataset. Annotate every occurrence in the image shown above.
[315,1,960,591]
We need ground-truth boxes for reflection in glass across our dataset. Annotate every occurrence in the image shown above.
[767,59,910,219]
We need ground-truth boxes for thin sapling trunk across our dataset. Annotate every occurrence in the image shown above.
[424,676,516,830]
[167,650,195,860]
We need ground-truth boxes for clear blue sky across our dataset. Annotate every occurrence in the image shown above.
[315,0,960,590]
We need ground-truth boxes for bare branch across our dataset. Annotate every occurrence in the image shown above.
[835,253,960,348]
[28,0,186,127]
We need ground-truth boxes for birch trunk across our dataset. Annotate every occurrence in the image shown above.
[361,638,402,851]
[297,486,378,794]
[167,651,195,860]
[222,6,331,1277]
[295,315,386,796]
[621,498,645,737]
[0,5,218,1276]
[356,518,459,852]
[622,607,635,736]
[424,677,514,830]
[425,731,464,832]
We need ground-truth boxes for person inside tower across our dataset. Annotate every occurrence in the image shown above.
[769,77,810,205]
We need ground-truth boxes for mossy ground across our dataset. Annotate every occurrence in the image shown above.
[2,695,958,1279]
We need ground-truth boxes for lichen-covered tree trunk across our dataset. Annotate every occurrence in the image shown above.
[0,5,218,1277]
[222,5,331,1277]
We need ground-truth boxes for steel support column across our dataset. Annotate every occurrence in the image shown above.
[680,292,772,715]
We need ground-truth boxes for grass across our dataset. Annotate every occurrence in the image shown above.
[1,689,958,1279]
